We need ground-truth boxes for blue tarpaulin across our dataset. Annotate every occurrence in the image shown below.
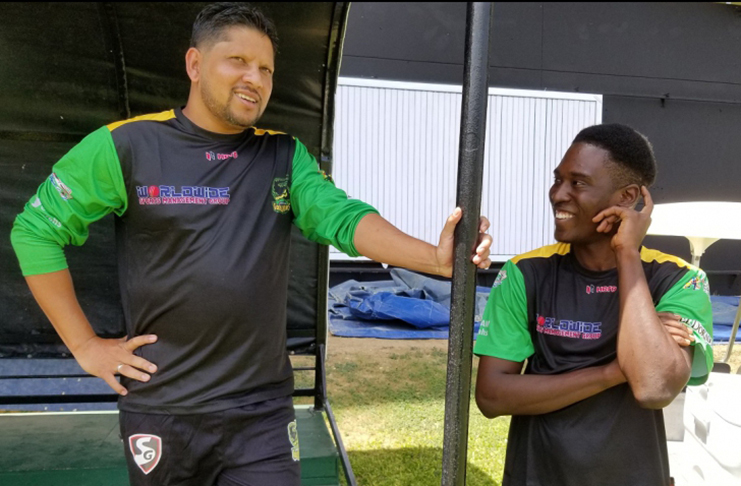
[328,270,741,343]
[710,295,740,343]
[328,269,488,339]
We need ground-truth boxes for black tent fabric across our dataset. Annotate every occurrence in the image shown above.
[0,2,346,357]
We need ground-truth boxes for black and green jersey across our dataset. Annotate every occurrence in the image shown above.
[11,108,378,414]
[474,242,713,486]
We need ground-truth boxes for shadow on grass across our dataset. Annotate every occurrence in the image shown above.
[322,349,459,408]
[347,447,500,486]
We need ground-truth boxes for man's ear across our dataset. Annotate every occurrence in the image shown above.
[620,184,641,208]
[185,47,202,83]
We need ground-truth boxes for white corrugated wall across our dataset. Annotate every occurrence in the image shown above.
[331,78,602,262]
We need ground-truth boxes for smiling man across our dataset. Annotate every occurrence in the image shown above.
[474,124,713,486]
[10,3,492,486]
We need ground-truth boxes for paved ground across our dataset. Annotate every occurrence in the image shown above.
[669,440,691,485]
[666,379,741,486]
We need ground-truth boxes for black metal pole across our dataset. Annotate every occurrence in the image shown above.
[441,3,493,486]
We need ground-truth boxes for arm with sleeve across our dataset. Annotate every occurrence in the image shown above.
[474,260,533,361]
[655,267,714,386]
[12,126,162,396]
[289,139,378,257]
[11,126,127,274]
[474,260,627,417]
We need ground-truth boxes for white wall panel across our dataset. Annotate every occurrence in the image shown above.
[330,78,602,262]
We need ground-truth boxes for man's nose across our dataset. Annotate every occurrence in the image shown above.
[550,183,570,204]
[241,64,262,88]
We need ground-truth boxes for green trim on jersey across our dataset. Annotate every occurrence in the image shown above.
[473,260,532,362]
[655,266,714,385]
[12,123,378,275]
[290,139,378,257]
[11,127,127,276]
[473,246,713,385]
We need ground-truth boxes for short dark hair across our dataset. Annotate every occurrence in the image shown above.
[191,2,279,54]
[573,123,657,188]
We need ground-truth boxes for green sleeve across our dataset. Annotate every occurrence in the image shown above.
[473,260,533,362]
[10,126,127,276]
[655,267,714,386]
[290,139,379,257]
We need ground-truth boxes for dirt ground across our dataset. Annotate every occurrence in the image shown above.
[327,335,446,358]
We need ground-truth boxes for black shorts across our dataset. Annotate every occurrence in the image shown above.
[119,396,300,486]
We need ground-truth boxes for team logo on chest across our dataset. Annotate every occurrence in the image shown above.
[136,185,231,206]
[129,434,162,475]
[536,314,603,340]
[272,177,291,214]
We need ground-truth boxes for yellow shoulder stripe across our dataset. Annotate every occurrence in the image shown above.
[640,247,693,269]
[107,110,176,132]
[509,244,694,269]
[252,127,286,136]
[511,243,571,263]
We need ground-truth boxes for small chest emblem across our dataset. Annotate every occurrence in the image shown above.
[586,284,617,295]
[272,176,291,214]
[205,150,238,161]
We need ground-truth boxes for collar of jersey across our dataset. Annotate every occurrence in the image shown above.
[175,107,252,142]
[567,250,619,280]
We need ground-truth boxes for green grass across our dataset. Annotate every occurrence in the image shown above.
[333,396,509,485]
[294,342,741,485]
[295,346,509,485]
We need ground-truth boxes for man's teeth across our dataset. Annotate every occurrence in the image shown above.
[237,93,256,103]
[555,211,574,220]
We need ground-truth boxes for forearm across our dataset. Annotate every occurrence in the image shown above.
[475,362,625,418]
[616,249,691,407]
[26,269,158,394]
[25,269,97,354]
[353,213,443,276]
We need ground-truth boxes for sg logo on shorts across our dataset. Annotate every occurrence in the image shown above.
[129,434,163,475]
[288,421,300,462]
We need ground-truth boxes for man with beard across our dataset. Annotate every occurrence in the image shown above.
[10,3,493,485]
[474,124,713,486]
